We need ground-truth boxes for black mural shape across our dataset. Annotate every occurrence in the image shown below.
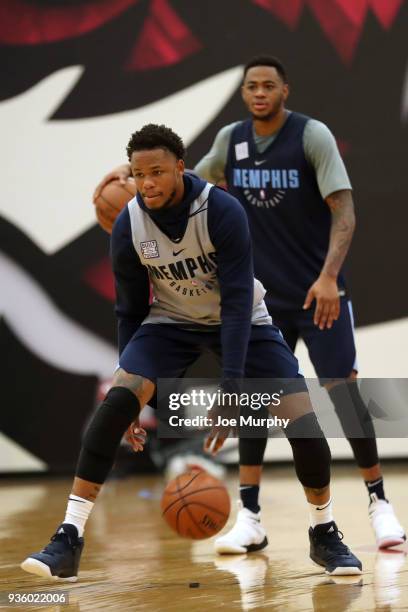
[0,317,97,472]
[0,317,158,473]
[0,216,116,343]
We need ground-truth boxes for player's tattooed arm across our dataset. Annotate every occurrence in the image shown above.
[323,189,356,278]
[304,189,355,329]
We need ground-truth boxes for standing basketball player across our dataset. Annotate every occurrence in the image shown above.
[93,57,405,554]
[195,56,405,554]
[22,124,362,580]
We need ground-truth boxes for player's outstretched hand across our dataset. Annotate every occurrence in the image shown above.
[303,273,340,330]
[125,420,147,452]
[92,163,132,202]
[204,400,238,455]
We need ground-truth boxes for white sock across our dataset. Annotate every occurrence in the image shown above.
[63,494,94,537]
[309,498,333,528]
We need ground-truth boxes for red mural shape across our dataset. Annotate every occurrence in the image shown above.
[84,257,154,304]
[252,0,304,29]
[252,0,404,63]
[370,0,405,28]
[0,0,138,45]
[126,0,202,70]
[83,257,115,303]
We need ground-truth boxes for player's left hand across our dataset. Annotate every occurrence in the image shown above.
[125,420,147,452]
[303,273,340,330]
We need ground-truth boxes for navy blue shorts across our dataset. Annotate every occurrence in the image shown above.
[119,323,303,384]
[266,296,357,380]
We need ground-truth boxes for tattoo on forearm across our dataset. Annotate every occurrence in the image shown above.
[323,190,356,278]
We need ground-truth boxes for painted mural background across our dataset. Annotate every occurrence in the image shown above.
[1,0,407,472]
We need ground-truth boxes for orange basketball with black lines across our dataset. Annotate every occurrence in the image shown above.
[161,470,230,539]
[94,178,136,234]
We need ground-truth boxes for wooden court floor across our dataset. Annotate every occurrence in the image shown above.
[1,463,407,611]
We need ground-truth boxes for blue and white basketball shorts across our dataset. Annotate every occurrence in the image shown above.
[266,296,358,381]
[119,323,305,391]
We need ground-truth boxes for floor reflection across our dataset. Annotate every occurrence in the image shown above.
[1,464,407,611]
[213,553,269,610]
[373,549,407,608]
[312,576,363,612]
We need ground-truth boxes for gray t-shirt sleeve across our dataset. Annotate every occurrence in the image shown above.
[303,119,352,199]
[194,122,238,184]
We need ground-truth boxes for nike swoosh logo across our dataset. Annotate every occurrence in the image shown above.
[173,248,186,256]
[254,160,267,166]
[316,501,331,511]
[189,198,209,217]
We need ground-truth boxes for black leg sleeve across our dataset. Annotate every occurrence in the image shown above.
[76,387,141,484]
[285,413,331,489]
[329,381,379,468]
[239,436,268,466]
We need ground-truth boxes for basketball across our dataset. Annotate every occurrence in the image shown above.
[161,470,230,539]
[94,178,137,234]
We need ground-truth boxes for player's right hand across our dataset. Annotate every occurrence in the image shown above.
[204,417,228,455]
[92,163,132,202]
[204,400,238,455]
[303,273,340,330]
[125,420,147,452]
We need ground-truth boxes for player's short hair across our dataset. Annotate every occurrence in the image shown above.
[126,123,185,161]
[243,56,288,83]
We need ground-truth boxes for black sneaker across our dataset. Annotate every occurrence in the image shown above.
[21,524,84,582]
[309,521,362,575]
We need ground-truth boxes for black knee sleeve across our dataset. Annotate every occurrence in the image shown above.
[239,436,268,466]
[329,381,379,468]
[285,413,331,488]
[76,387,140,484]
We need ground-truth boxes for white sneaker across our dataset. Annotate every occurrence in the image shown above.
[214,502,268,554]
[369,497,406,549]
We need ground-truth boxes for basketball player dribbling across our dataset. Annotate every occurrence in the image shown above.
[22,124,362,581]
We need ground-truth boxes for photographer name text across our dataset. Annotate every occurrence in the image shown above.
[168,415,290,429]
